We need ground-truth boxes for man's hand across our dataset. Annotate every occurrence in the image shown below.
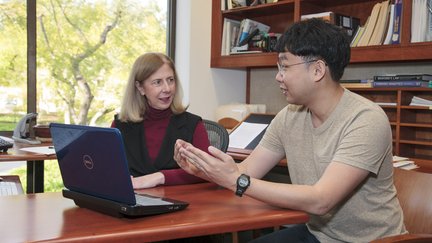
[174,139,239,190]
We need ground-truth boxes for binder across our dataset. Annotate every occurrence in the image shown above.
[228,113,275,153]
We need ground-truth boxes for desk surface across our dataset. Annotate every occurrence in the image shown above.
[0,141,56,162]
[0,183,309,243]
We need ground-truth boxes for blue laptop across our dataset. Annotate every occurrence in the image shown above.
[49,123,188,217]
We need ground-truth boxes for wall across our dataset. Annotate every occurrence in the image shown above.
[175,1,246,121]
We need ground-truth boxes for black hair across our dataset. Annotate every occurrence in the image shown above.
[275,18,351,81]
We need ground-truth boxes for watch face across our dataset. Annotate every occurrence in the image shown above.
[239,177,249,187]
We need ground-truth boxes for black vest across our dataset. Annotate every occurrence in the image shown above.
[114,112,201,176]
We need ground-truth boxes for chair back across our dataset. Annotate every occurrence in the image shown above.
[203,119,229,153]
[218,117,240,130]
[393,168,432,234]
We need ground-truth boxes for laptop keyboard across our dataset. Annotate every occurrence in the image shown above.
[135,194,173,206]
[0,181,20,196]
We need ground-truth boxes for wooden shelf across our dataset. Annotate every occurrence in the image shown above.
[211,0,432,69]
[211,1,432,168]
[349,88,432,168]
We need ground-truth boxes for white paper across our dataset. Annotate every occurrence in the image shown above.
[0,136,14,143]
[392,155,409,162]
[393,160,414,167]
[399,163,419,170]
[19,146,56,155]
[228,122,268,149]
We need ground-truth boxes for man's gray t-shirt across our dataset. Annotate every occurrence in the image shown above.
[260,89,406,242]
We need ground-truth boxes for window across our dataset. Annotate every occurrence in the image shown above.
[0,0,175,134]
[0,0,27,133]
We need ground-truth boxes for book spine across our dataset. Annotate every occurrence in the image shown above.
[374,75,432,81]
[372,81,429,87]
[391,0,402,44]
[238,19,252,46]
[340,79,371,83]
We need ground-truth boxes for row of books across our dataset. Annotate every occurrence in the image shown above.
[411,0,432,43]
[341,74,432,88]
[351,0,402,47]
[221,18,276,55]
[221,0,277,11]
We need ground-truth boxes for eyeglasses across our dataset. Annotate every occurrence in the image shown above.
[277,59,319,77]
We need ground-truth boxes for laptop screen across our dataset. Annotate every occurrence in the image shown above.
[50,123,137,205]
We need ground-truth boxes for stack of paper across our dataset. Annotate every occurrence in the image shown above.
[410,96,432,107]
[19,146,56,155]
[392,156,419,170]
[228,122,268,149]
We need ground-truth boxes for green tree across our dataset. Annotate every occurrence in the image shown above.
[0,1,26,87]
[0,1,27,124]
[37,0,166,125]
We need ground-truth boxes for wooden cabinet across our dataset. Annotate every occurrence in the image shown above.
[211,0,432,68]
[350,88,432,169]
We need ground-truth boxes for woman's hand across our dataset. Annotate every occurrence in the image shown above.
[130,172,165,189]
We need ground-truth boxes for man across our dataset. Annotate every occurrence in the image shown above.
[174,18,406,242]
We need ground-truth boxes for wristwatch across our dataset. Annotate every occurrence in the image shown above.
[235,174,250,197]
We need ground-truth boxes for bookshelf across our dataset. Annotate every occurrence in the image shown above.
[211,0,432,169]
[349,88,432,169]
[211,0,432,68]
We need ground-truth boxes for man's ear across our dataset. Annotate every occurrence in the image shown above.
[135,81,145,95]
[313,60,327,82]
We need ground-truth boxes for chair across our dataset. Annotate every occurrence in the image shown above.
[218,117,240,130]
[203,119,229,152]
[371,168,432,242]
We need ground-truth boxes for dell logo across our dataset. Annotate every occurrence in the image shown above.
[83,154,94,169]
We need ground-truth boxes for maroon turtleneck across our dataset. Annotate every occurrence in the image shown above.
[112,106,210,185]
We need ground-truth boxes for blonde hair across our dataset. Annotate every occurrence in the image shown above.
[118,53,186,122]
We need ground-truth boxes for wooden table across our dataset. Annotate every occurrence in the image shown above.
[0,141,55,193]
[0,183,309,243]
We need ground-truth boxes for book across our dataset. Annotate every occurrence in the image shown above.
[341,83,373,88]
[357,1,382,46]
[221,18,228,55]
[238,27,259,46]
[372,80,431,88]
[340,79,373,88]
[373,74,432,81]
[235,18,270,52]
[351,26,365,47]
[368,0,390,46]
[221,18,241,55]
[383,3,395,44]
[391,0,403,44]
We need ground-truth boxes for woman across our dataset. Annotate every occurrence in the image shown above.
[112,52,210,189]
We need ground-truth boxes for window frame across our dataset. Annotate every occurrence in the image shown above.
[0,0,175,136]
